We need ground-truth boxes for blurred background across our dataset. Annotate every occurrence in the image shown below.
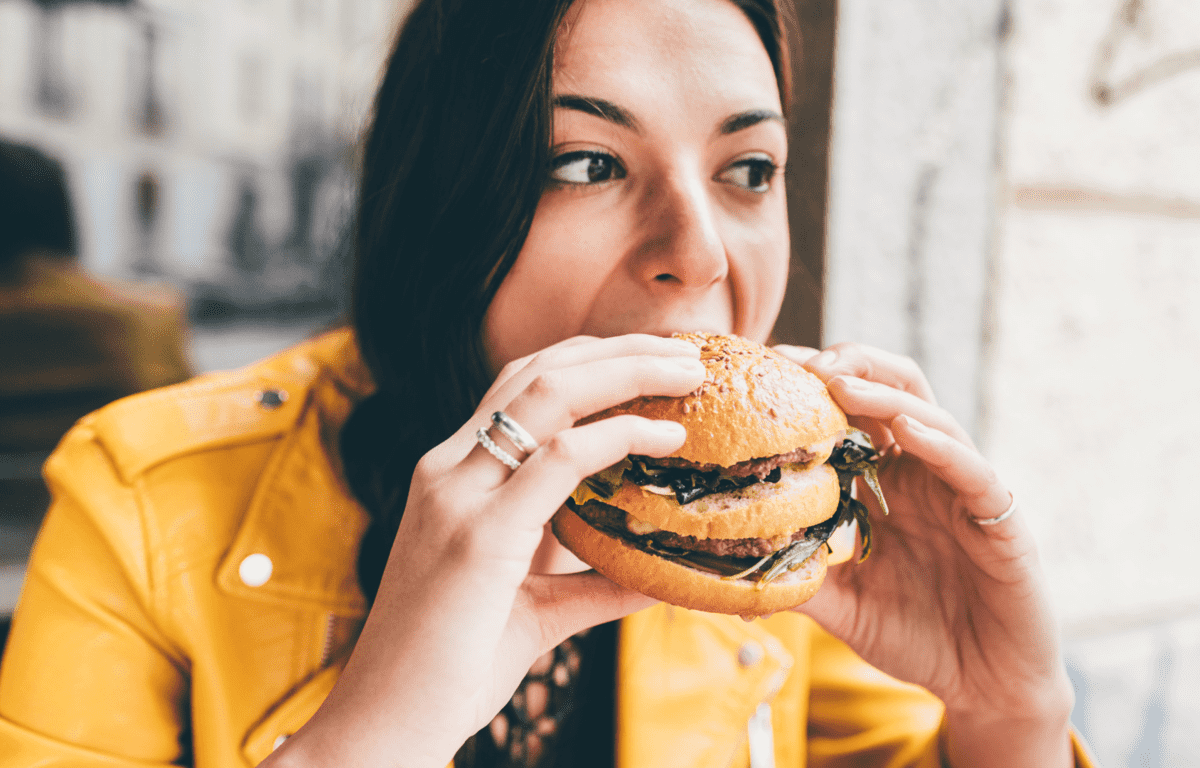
[0,0,1197,765]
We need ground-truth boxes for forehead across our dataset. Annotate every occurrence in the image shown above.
[554,0,781,116]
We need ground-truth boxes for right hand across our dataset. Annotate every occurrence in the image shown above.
[263,334,706,768]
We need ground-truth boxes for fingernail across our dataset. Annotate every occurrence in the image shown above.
[667,338,701,355]
[651,421,687,437]
[658,357,706,375]
[810,349,839,368]
[836,375,870,391]
[774,345,818,364]
[898,413,927,432]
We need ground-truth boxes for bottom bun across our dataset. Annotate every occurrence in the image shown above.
[551,506,827,616]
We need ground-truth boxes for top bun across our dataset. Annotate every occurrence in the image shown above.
[585,333,848,465]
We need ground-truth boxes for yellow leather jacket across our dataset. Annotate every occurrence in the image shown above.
[0,331,1096,767]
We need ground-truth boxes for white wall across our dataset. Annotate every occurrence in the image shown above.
[826,0,1200,640]
[826,5,1200,760]
[993,0,1200,635]
[824,0,1008,439]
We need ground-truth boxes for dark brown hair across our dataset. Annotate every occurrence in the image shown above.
[343,0,795,604]
[0,139,77,281]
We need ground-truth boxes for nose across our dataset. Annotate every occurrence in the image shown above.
[631,170,727,290]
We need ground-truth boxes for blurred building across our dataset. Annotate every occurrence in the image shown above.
[0,0,403,316]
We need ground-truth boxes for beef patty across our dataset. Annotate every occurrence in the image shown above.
[634,445,818,480]
[573,500,807,559]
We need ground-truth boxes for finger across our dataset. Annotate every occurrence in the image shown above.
[890,413,1016,526]
[480,334,701,422]
[495,416,686,522]
[522,571,658,651]
[449,336,700,461]
[482,335,600,402]
[828,375,974,448]
[772,344,821,367]
[891,414,1044,587]
[803,342,937,404]
[460,355,703,487]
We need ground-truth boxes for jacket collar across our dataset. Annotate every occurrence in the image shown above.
[216,331,372,615]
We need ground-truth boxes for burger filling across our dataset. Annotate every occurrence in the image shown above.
[566,497,843,584]
[621,450,814,504]
[572,500,811,559]
[569,430,889,587]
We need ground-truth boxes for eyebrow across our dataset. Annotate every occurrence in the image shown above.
[553,95,784,138]
[718,109,784,135]
[553,95,639,130]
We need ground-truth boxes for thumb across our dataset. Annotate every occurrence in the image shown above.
[772,344,821,366]
[786,566,859,647]
[523,571,658,649]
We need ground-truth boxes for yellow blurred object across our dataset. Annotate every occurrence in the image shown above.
[0,256,192,452]
[0,331,1096,767]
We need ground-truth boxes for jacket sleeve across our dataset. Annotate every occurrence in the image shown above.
[804,626,1098,767]
[0,423,189,766]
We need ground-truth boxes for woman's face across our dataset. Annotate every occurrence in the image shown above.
[483,0,790,373]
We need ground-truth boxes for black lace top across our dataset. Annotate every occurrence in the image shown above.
[453,621,618,768]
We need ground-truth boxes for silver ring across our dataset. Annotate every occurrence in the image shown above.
[491,411,539,454]
[973,494,1018,526]
[476,428,522,471]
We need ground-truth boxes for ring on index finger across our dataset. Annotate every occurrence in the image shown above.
[972,493,1018,526]
[476,428,523,471]
[492,410,539,454]
[474,411,540,472]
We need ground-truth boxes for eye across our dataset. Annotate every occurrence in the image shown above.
[717,155,779,193]
[549,151,626,185]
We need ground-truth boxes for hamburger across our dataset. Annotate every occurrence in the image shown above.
[551,333,887,616]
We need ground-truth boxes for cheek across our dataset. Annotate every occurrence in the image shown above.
[729,197,790,341]
[482,196,620,370]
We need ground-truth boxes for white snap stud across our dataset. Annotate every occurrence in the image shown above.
[737,640,764,668]
[273,734,290,751]
[239,553,273,587]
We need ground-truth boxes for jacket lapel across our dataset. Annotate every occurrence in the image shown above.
[215,364,370,616]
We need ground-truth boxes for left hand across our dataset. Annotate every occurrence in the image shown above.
[774,342,1075,768]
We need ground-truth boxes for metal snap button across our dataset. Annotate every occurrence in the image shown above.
[738,640,764,668]
[239,553,273,587]
[256,389,288,409]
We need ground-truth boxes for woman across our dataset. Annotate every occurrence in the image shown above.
[0,0,1090,766]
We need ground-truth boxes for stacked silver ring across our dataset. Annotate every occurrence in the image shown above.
[492,411,538,454]
[475,411,539,471]
[972,494,1018,526]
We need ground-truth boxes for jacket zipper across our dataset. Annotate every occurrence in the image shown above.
[318,613,337,668]
[747,702,775,768]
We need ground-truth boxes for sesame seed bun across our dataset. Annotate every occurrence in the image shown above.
[581,333,848,466]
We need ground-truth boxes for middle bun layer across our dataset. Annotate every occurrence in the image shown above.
[575,461,841,540]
